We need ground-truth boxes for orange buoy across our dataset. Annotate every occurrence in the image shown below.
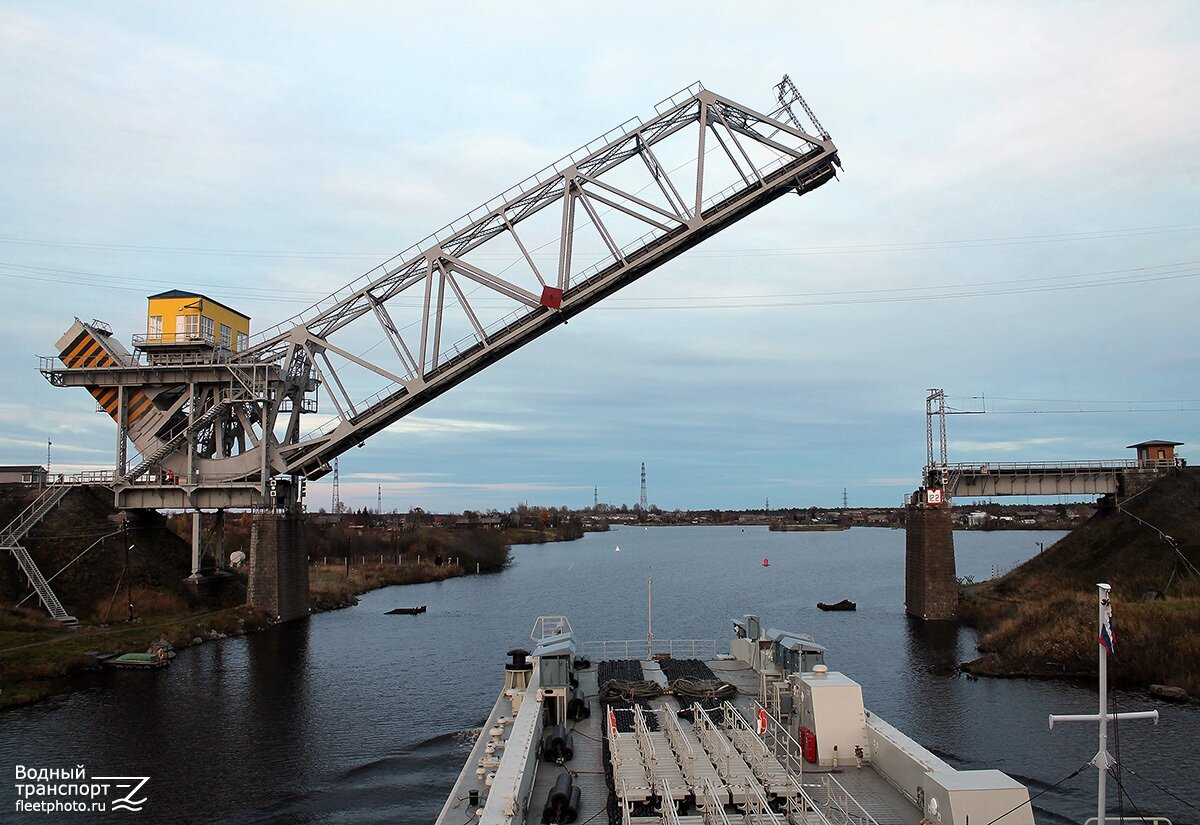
[762,558,770,567]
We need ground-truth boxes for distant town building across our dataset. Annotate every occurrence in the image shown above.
[0,465,48,485]
[1127,439,1184,467]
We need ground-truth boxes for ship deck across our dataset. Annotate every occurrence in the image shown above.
[525,655,922,825]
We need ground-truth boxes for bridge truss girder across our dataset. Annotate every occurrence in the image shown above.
[45,79,840,510]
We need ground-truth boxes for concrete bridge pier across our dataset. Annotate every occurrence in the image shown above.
[247,512,309,621]
[905,491,957,621]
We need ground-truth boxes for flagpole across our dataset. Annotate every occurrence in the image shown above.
[1096,582,1109,825]
[1049,582,1158,825]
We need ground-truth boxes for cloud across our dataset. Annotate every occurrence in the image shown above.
[2,5,1198,513]
[382,417,522,436]
[950,437,1069,454]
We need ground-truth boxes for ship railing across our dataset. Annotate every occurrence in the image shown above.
[782,776,835,825]
[530,615,573,640]
[813,774,879,825]
[580,638,718,661]
[716,701,795,795]
[633,705,657,769]
[658,779,683,825]
[618,779,633,825]
[751,700,807,777]
[1084,818,1173,825]
[698,778,733,824]
[741,780,784,825]
[660,704,696,762]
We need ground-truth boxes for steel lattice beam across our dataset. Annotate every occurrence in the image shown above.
[44,79,839,507]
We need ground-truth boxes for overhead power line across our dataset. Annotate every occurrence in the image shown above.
[1,259,1197,311]
[0,221,1195,259]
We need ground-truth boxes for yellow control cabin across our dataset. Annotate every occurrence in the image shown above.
[140,290,250,353]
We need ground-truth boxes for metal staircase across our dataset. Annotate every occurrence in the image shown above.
[123,398,234,481]
[1,483,77,624]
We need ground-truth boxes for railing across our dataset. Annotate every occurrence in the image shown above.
[40,346,252,374]
[133,331,220,347]
[658,779,683,825]
[943,459,1140,474]
[9,545,73,622]
[0,482,71,545]
[245,82,711,350]
[741,781,784,825]
[530,615,573,641]
[1,484,77,623]
[782,777,835,825]
[750,700,807,776]
[815,774,879,825]
[63,470,116,485]
[700,778,733,824]
[580,638,718,660]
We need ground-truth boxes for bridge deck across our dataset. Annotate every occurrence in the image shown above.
[938,460,1171,497]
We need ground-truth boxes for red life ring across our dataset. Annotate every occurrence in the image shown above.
[155,647,166,661]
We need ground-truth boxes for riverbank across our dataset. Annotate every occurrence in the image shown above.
[0,520,591,709]
[0,556,480,710]
[959,468,1200,698]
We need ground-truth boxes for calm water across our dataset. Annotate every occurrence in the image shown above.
[2,526,1197,824]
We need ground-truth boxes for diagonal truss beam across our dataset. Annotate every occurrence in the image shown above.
[187,80,838,481]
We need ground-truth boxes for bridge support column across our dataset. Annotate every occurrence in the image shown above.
[213,509,225,570]
[247,512,309,621]
[189,510,202,579]
[905,492,957,621]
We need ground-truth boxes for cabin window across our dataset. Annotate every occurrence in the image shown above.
[148,315,162,339]
[1157,449,1166,460]
[178,314,199,339]
[220,323,232,350]
[201,315,215,341]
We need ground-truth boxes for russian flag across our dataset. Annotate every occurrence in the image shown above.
[1099,597,1116,656]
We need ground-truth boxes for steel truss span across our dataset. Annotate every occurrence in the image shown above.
[44,77,840,510]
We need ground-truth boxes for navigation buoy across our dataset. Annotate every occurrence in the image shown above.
[614,546,621,552]
[762,558,770,567]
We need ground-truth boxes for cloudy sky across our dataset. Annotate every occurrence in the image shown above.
[2,3,1198,512]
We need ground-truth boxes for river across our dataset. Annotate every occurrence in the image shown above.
[2,526,1196,824]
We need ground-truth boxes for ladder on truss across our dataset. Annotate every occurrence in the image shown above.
[1,483,76,623]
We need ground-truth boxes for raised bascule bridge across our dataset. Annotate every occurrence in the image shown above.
[904,389,1186,621]
[18,77,842,621]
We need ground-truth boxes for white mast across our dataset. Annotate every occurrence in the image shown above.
[1049,583,1159,824]
[647,572,653,656]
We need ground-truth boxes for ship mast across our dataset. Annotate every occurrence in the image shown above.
[646,573,653,656]
[1049,582,1158,824]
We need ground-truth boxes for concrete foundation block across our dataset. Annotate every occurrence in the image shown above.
[905,496,957,621]
[247,513,309,621]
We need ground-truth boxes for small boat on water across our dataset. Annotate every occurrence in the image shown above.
[103,652,168,670]
[817,599,856,611]
[386,605,427,615]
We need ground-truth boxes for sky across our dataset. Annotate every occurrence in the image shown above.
[2,2,1198,513]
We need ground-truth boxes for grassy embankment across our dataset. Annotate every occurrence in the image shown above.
[0,487,521,709]
[959,467,1200,696]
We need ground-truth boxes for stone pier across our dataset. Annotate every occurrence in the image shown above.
[905,492,957,621]
[247,513,309,621]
